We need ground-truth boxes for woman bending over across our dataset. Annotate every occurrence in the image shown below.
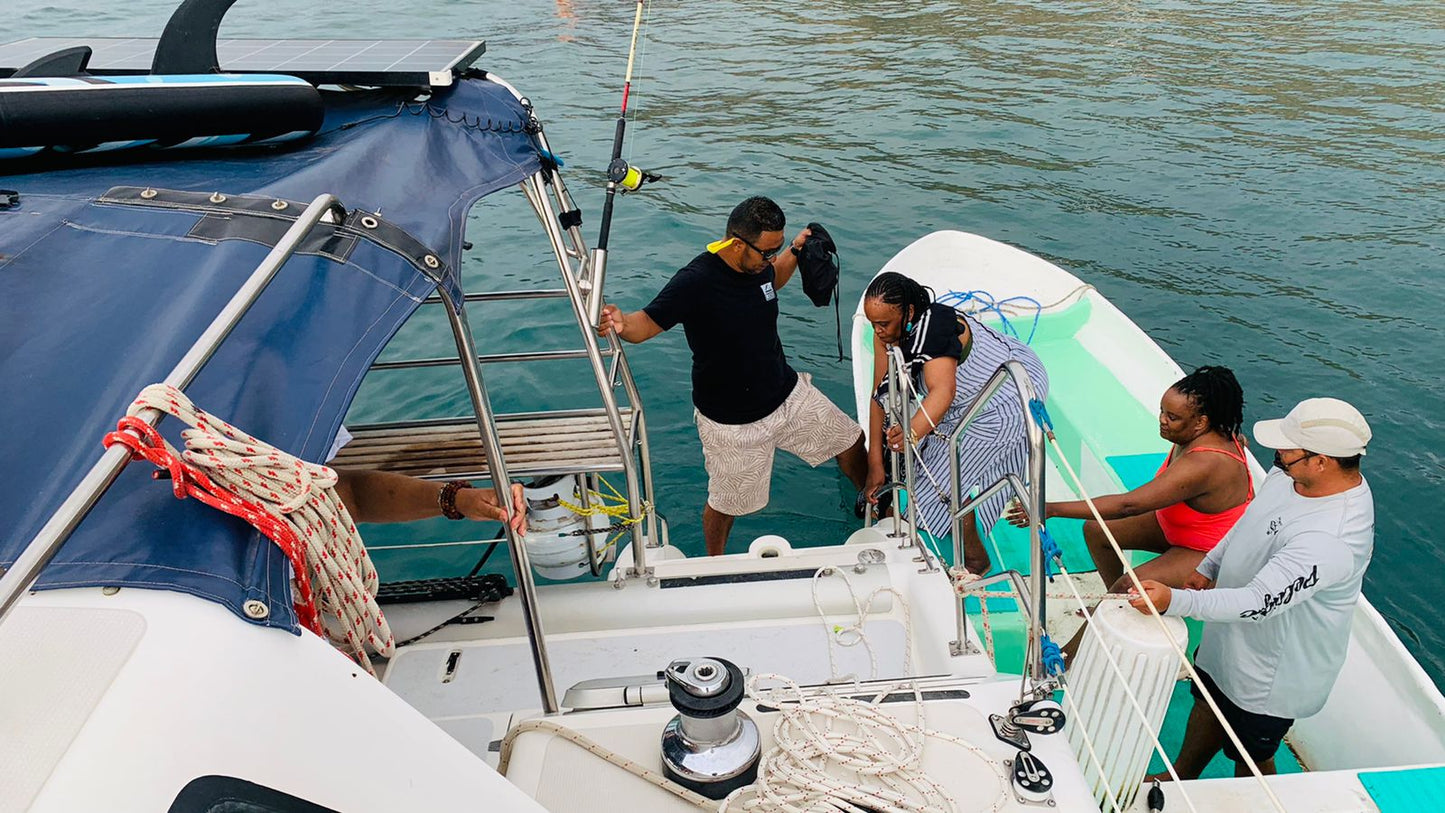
[863,271,1049,575]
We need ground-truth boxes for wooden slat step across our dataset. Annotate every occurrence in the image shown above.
[332,410,634,480]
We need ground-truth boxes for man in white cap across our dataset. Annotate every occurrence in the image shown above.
[1132,397,1374,779]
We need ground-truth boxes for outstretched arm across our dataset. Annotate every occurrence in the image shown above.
[597,304,664,344]
[1031,450,1215,523]
[335,469,526,533]
[1131,531,1355,622]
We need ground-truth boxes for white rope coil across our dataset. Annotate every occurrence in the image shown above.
[129,384,393,673]
[720,674,1008,813]
[813,567,912,683]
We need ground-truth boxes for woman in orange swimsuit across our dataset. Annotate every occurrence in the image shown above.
[1009,366,1254,592]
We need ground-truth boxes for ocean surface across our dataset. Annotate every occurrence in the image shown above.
[8,1,1443,683]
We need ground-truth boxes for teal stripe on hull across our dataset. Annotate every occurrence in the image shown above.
[1359,766,1445,810]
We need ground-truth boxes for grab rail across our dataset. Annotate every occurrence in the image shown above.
[0,194,344,629]
[438,284,559,713]
[872,348,941,573]
[946,359,1049,682]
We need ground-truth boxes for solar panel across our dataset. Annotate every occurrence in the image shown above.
[0,37,486,87]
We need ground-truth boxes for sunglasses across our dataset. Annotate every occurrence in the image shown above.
[1274,451,1317,471]
[732,232,784,261]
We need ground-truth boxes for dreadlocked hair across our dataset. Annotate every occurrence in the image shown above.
[864,271,935,329]
[1173,365,1245,439]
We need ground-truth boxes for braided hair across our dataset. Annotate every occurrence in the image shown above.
[864,271,935,329]
[1172,366,1244,439]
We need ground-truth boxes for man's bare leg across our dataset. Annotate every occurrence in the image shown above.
[1147,697,1225,782]
[1235,756,1276,777]
[834,434,868,490]
[703,504,736,556]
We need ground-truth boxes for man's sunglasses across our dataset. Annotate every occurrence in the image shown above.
[1274,451,1317,471]
[732,232,784,261]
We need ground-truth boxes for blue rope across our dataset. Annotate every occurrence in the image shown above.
[938,289,1044,345]
[1041,634,1067,677]
[1039,526,1063,580]
[1028,397,1053,433]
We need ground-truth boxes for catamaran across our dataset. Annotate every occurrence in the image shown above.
[3,2,1443,811]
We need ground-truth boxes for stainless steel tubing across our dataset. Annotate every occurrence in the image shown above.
[885,350,906,542]
[900,357,921,556]
[441,289,559,714]
[422,289,571,304]
[955,569,1037,620]
[586,248,608,328]
[952,473,1031,524]
[604,330,659,547]
[481,71,596,303]
[530,125,598,316]
[0,194,342,629]
[944,360,1048,679]
[368,347,612,371]
[577,475,604,578]
[522,175,648,577]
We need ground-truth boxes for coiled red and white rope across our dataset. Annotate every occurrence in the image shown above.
[106,384,393,674]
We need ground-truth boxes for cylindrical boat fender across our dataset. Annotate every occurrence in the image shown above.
[0,73,324,158]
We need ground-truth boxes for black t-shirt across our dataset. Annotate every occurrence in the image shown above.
[876,303,966,402]
[901,303,966,369]
[643,251,799,424]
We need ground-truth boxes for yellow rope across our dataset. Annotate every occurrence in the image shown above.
[557,476,651,559]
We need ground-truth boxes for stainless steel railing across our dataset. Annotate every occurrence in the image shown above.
[0,194,344,629]
[439,285,560,713]
[872,348,943,572]
[946,360,1050,682]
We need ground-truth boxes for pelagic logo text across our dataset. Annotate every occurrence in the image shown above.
[1239,566,1319,620]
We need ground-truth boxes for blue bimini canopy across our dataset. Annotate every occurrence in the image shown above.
[0,77,543,632]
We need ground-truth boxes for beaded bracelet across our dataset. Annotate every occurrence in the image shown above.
[438,480,473,520]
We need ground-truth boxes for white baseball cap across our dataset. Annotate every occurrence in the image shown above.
[1253,397,1371,457]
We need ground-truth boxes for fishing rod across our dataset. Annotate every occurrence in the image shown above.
[588,0,659,324]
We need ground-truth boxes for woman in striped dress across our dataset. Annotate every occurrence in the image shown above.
[863,272,1048,575]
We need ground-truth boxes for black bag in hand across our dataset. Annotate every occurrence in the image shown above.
[798,222,839,307]
[796,222,844,359]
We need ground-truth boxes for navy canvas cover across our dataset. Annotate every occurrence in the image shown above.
[0,78,543,631]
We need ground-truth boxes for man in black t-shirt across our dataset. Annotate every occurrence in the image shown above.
[598,196,866,555]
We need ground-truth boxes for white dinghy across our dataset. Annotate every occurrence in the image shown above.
[850,230,1445,810]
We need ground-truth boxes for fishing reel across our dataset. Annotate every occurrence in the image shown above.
[607,158,661,193]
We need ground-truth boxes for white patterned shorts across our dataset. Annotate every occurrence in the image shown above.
[695,373,863,516]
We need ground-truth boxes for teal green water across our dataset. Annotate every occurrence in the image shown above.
[9,1,1443,692]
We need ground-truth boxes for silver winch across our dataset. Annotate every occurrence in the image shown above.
[659,657,760,799]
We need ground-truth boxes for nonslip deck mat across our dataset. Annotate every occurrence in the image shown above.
[1358,765,1445,810]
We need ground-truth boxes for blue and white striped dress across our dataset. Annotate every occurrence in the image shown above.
[877,304,1049,540]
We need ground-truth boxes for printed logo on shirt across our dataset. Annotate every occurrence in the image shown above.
[1268,517,1283,536]
[761,282,776,302]
[1239,565,1319,620]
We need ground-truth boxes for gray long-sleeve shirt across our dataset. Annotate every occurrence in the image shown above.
[1166,468,1374,719]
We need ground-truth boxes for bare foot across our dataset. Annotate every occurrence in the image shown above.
[963,555,991,576]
